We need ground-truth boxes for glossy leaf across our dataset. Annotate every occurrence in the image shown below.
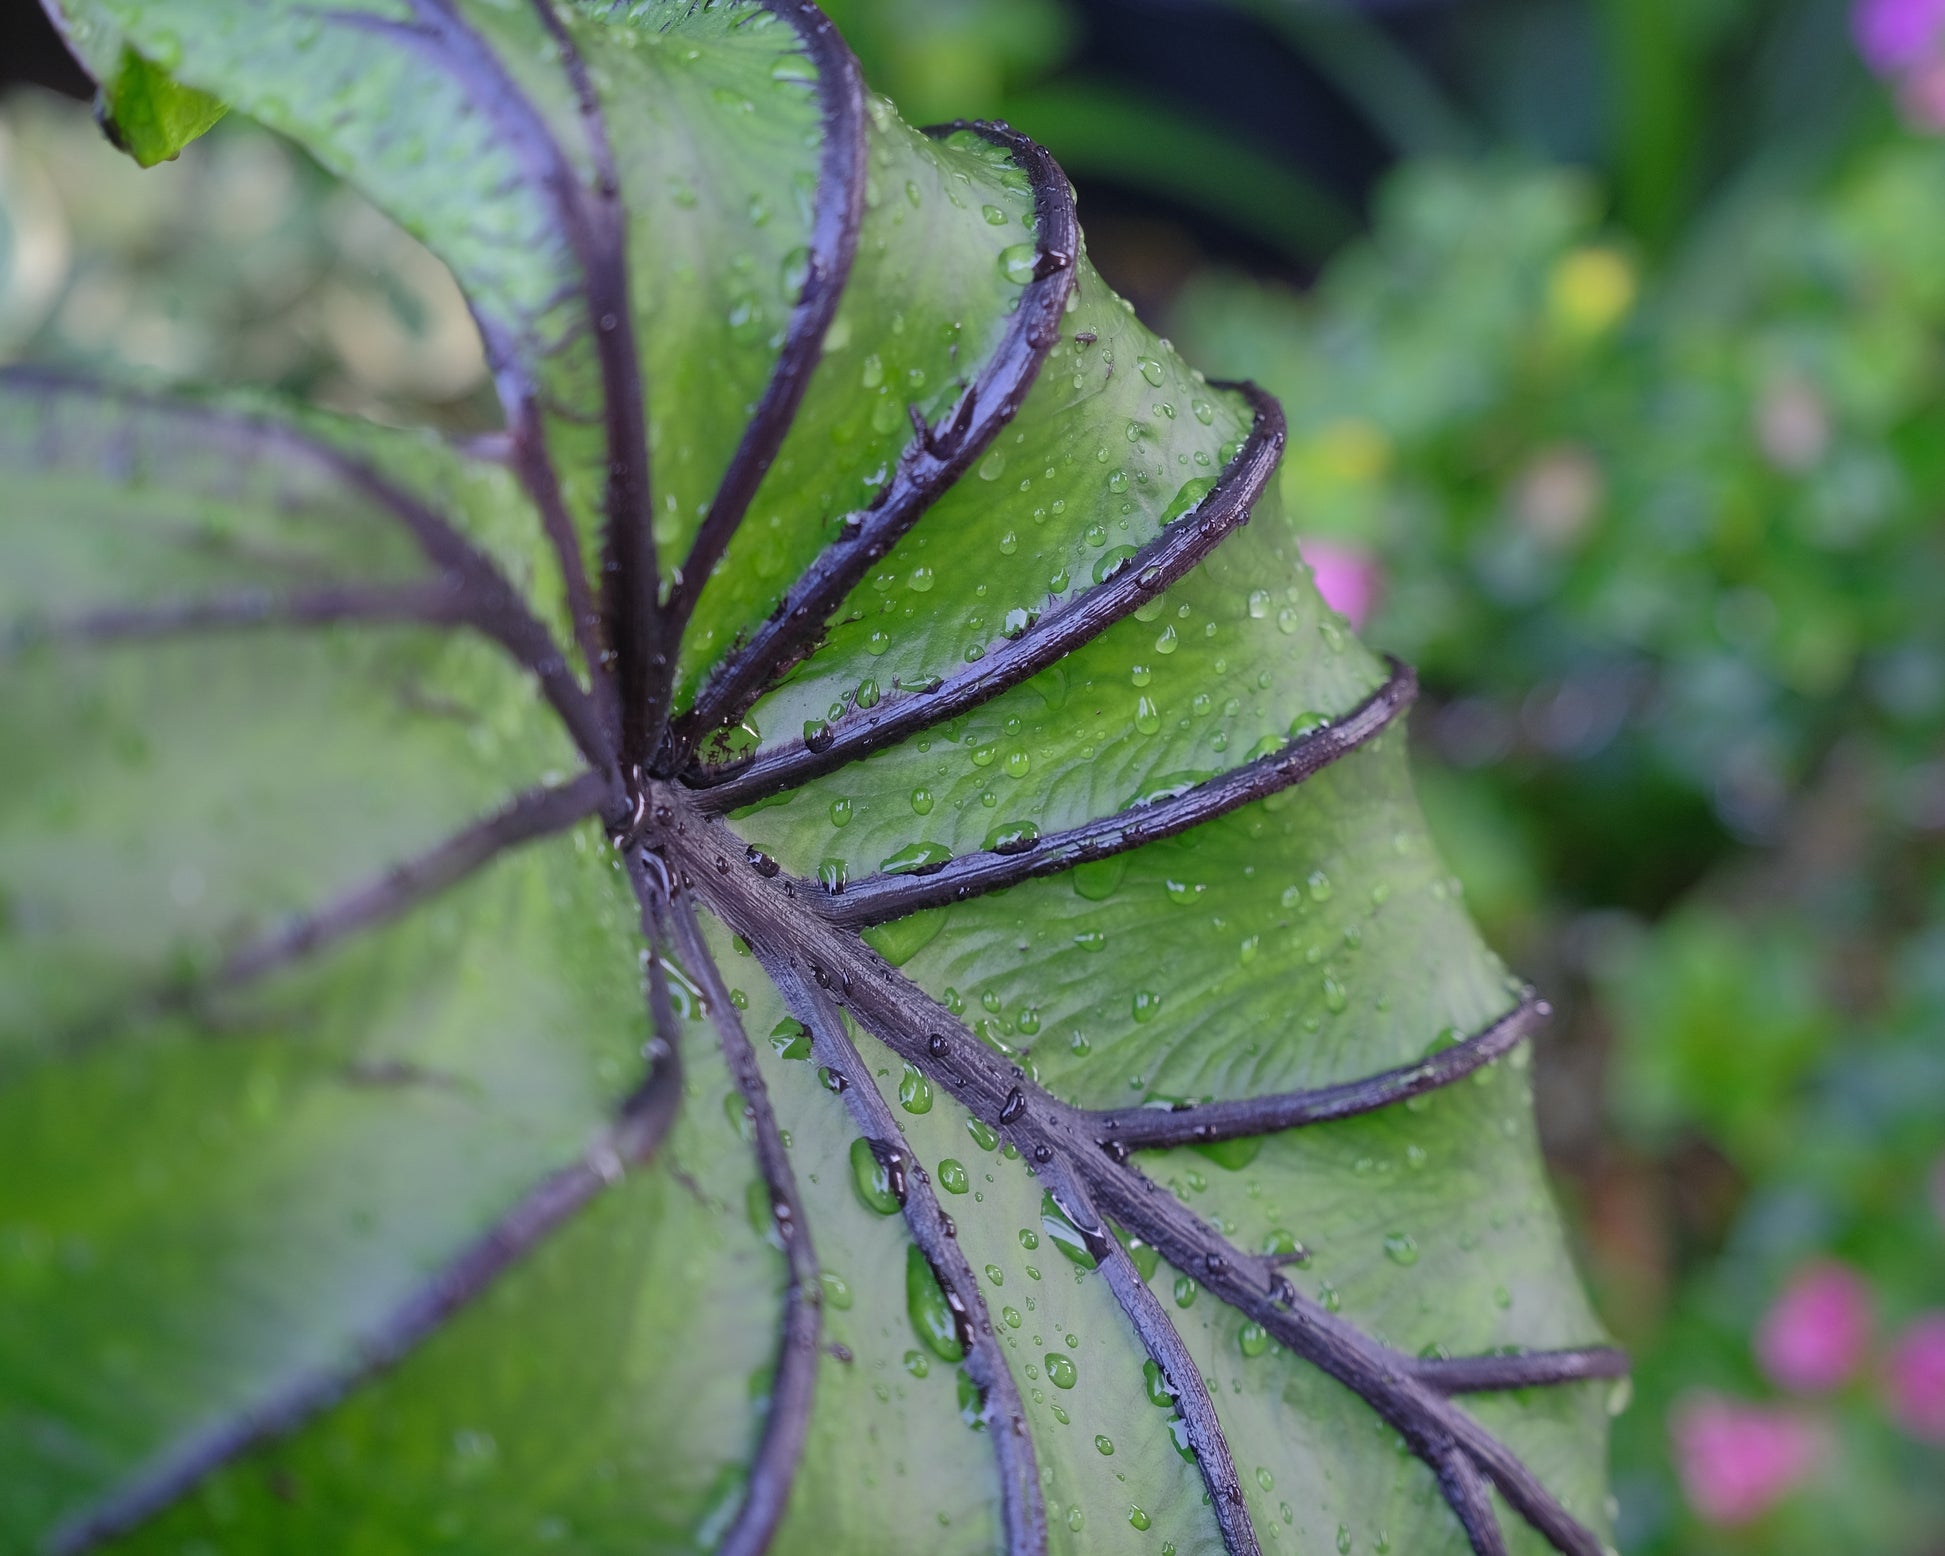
[1,4,1619,1554]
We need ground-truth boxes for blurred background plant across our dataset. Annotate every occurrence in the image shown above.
[3,0,1942,1550]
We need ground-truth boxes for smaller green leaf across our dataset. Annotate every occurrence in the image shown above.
[98,45,226,168]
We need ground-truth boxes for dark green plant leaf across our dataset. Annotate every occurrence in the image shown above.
[1,4,1621,1554]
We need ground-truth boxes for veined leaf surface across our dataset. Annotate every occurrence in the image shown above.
[1,4,1622,1554]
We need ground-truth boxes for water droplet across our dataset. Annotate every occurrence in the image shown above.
[1137,355,1166,387]
[881,841,953,876]
[903,1349,930,1378]
[1239,1322,1270,1358]
[1044,1353,1078,1389]
[1383,1232,1419,1266]
[899,1064,934,1114]
[908,565,935,593]
[1041,1192,1098,1270]
[1095,1434,1116,1456]
[1131,989,1162,1023]
[967,1119,1000,1152]
[999,243,1038,285]
[1134,696,1162,736]
[1337,1524,1353,1554]
[909,787,934,816]
[983,820,1041,854]
[978,448,1006,481]
[1129,1506,1152,1531]
[1172,1275,1198,1308]
[906,1244,964,1361]
[982,203,1010,225]
[779,245,811,300]
[850,1138,902,1215]
[1256,1467,1275,1492]
[1192,397,1215,425]
[1072,855,1128,901]
[769,1019,811,1062]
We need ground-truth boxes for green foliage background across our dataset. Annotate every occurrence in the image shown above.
[2,0,1941,1550]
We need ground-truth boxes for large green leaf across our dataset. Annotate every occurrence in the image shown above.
[1,4,1621,1555]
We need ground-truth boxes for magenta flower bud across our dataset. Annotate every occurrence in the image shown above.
[1670,1392,1825,1525]
[1884,1313,1945,1443]
[1298,538,1381,631]
[1755,1260,1873,1394]
[1853,0,1945,75]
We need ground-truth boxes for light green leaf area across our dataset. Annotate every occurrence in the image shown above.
[3,0,1615,1550]
[676,120,1046,703]
[1145,1058,1613,1556]
[100,46,227,167]
[731,475,1386,883]
[30,1000,780,1554]
[736,256,1267,758]
[0,379,576,1046]
[0,822,684,1540]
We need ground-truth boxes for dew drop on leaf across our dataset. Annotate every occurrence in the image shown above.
[906,1244,964,1361]
[1044,1353,1077,1389]
[998,243,1037,285]
[849,1138,902,1215]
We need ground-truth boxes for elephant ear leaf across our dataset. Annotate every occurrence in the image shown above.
[2,4,1624,1555]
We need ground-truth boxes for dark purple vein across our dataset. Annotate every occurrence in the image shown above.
[813,658,1417,927]
[664,895,821,1556]
[687,382,1287,812]
[1086,992,1550,1150]
[669,120,1079,772]
[3,578,475,656]
[1414,1347,1632,1395]
[47,1005,683,1556]
[1081,1163,1602,1556]
[519,0,662,767]
[652,2,868,711]
[215,772,606,990]
[1434,1447,1510,1556]
[762,960,1049,1556]
[4,367,616,778]
[652,794,1610,1556]
[1040,1157,1260,1556]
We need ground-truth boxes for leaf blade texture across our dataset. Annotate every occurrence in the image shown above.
[1,3,1622,1553]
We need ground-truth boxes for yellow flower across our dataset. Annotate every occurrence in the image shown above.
[1547,246,1636,339]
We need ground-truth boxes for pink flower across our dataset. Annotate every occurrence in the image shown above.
[1883,1313,1945,1442]
[1755,1261,1873,1394]
[1298,538,1381,630]
[1853,0,1945,74]
[1669,1393,1825,1526]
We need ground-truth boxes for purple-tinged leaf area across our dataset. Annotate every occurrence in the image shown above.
[1,1,1618,1551]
